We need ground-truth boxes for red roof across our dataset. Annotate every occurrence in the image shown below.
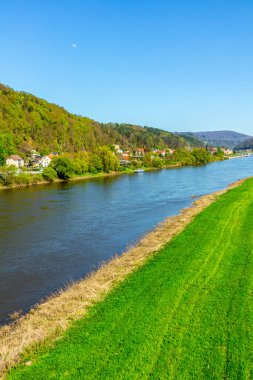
[8,155,23,161]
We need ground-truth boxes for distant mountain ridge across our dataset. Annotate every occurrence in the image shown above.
[178,130,251,149]
[234,137,253,150]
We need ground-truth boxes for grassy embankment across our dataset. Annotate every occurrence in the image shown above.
[4,178,253,379]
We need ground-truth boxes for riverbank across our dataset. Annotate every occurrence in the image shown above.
[0,177,249,378]
[0,164,183,191]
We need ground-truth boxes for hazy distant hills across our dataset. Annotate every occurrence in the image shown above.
[178,131,251,149]
[234,137,253,150]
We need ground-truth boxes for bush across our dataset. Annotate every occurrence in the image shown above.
[32,173,43,183]
[42,167,57,182]
[0,165,16,186]
[152,157,163,168]
[51,157,74,179]
[72,158,88,175]
[88,154,103,174]
[0,172,14,186]
[14,173,31,185]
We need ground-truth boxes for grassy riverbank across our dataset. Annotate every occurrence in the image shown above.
[3,178,253,379]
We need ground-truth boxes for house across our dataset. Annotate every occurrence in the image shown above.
[48,152,59,160]
[222,148,233,155]
[113,144,123,155]
[133,148,145,157]
[6,155,24,168]
[208,147,218,155]
[156,150,166,157]
[40,156,51,168]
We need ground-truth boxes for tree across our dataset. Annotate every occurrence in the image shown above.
[152,157,163,168]
[192,148,212,164]
[97,146,120,172]
[42,167,57,182]
[0,133,15,166]
[88,154,103,174]
[51,157,74,179]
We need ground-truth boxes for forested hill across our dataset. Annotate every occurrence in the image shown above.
[0,83,200,158]
[234,137,253,150]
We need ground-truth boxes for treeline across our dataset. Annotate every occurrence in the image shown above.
[101,123,202,149]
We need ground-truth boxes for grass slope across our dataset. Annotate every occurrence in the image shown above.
[7,179,253,379]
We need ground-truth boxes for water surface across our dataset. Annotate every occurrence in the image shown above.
[0,156,252,324]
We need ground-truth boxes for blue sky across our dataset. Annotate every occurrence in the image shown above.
[1,0,253,135]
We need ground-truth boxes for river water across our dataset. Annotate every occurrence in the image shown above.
[0,156,252,324]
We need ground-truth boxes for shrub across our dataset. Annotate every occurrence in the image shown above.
[32,173,43,183]
[42,167,57,182]
[88,154,103,174]
[14,173,31,185]
[51,157,74,179]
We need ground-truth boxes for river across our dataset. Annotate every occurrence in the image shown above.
[0,156,252,324]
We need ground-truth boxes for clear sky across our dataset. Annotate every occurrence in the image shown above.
[1,0,253,135]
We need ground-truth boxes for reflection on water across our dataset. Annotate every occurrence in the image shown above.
[0,156,252,324]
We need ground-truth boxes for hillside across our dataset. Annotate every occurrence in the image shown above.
[0,84,197,162]
[234,137,253,150]
[175,132,204,148]
[193,130,251,149]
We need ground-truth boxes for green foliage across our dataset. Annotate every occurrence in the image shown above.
[51,157,74,179]
[0,165,16,186]
[191,148,212,164]
[0,133,15,165]
[88,154,103,174]
[7,179,253,379]
[214,147,225,158]
[42,167,57,182]
[97,146,120,172]
[0,84,194,158]
[14,173,31,185]
[142,152,153,167]
[102,123,190,150]
[173,148,196,165]
[152,157,163,168]
[31,174,43,183]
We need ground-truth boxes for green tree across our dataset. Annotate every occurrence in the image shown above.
[0,133,16,166]
[173,148,195,165]
[192,148,212,164]
[97,146,119,172]
[142,152,153,167]
[88,154,103,174]
[42,167,57,182]
[152,157,163,168]
[51,157,74,179]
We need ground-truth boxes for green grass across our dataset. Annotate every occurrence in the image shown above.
[7,179,253,379]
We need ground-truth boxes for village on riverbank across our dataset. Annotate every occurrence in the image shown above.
[1,142,252,190]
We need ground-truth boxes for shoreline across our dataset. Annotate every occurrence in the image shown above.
[0,164,183,191]
[0,159,233,192]
[0,177,247,377]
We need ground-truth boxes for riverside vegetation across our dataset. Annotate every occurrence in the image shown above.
[0,146,224,188]
[3,178,253,379]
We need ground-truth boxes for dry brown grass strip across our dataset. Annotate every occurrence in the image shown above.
[0,179,246,377]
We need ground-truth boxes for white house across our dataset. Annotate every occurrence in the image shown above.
[40,156,51,168]
[6,155,24,168]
